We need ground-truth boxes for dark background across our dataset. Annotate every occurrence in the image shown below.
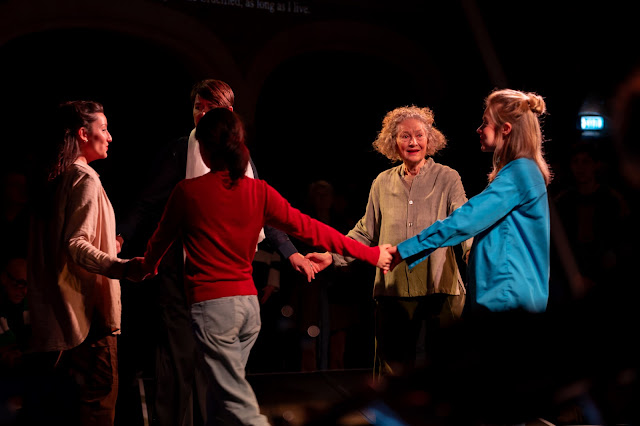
[1,0,638,379]
[1,1,637,209]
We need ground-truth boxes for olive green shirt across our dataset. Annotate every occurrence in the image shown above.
[334,158,472,297]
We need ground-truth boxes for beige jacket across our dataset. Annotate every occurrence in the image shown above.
[334,158,472,297]
[28,161,125,352]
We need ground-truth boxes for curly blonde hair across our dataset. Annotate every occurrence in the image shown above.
[372,105,447,162]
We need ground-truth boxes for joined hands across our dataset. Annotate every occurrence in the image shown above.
[377,244,397,273]
[304,245,401,275]
[124,257,156,282]
[288,252,318,283]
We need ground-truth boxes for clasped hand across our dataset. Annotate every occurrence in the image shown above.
[377,244,403,273]
[377,244,399,273]
[124,257,156,282]
[304,245,401,275]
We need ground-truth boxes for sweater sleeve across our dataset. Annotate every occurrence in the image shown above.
[143,182,185,273]
[397,162,530,269]
[65,173,125,278]
[262,182,380,267]
[249,157,298,259]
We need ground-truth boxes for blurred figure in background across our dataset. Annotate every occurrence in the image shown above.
[0,168,29,266]
[550,141,631,310]
[0,256,30,425]
[0,256,29,371]
[284,179,373,371]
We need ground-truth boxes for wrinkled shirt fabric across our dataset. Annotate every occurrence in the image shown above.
[398,158,550,313]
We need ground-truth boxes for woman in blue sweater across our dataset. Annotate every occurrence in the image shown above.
[390,88,552,314]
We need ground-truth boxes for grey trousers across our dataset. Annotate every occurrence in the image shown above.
[191,295,270,426]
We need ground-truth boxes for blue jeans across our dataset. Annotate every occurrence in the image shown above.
[191,295,269,426]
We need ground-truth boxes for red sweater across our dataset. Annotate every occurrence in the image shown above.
[144,172,380,304]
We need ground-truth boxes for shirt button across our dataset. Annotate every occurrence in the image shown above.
[409,222,413,227]
[409,200,414,205]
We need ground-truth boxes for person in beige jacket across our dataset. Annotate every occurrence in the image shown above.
[27,100,131,426]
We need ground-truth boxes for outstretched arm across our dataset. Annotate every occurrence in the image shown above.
[251,158,315,282]
[263,183,381,267]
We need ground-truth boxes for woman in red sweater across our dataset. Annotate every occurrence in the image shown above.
[130,108,392,425]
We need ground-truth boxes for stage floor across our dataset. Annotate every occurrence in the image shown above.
[120,369,577,426]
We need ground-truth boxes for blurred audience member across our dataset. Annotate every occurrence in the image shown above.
[0,256,29,372]
[285,180,372,371]
[550,141,631,307]
[0,169,29,265]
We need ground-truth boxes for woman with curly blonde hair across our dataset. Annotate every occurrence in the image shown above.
[307,105,472,377]
[372,105,448,161]
[391,89,552,315]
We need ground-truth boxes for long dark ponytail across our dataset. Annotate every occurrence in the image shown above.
[195,108,249,186]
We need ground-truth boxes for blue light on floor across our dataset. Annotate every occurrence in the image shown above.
[362,400,409,426]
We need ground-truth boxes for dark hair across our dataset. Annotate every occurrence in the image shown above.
[190,79,234,109]
[48,100,104,180]
[195,108,249,185]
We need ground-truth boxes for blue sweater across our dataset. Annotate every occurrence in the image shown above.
[397,158,550,313]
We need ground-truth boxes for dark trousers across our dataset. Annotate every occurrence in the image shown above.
[374,293,464,378]
[20,333,118,426]
[153,268,207,426]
